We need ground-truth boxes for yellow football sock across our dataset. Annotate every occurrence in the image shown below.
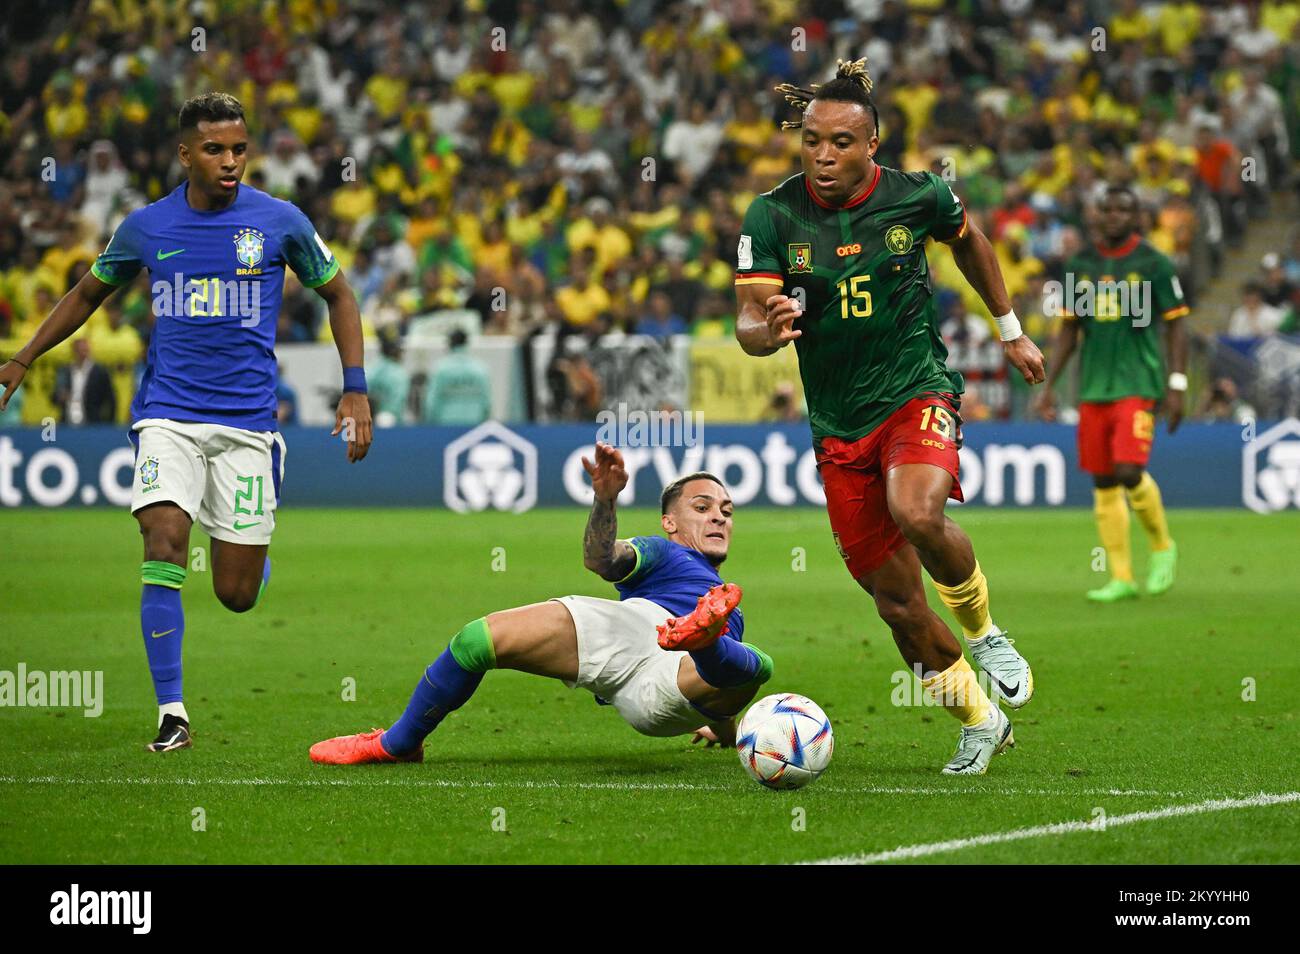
[932,561,994,640]
[1126,472,1172,552]
[1094,486,1133,582]
[920,655,993,728]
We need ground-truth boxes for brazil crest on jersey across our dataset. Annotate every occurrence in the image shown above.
[91,181,340,431]
[1061,235,1188,402]
[615,536,746,642]
[735,166,968,441]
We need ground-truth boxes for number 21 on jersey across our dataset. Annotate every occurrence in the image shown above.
[836,275,872,320]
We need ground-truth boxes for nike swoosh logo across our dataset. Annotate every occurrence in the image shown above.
[233,521,259,531]
[151,628,177,639]
[991,677,1020,698]
[156,248,185,260]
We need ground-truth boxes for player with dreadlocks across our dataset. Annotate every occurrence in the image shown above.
[735,59,1046,775]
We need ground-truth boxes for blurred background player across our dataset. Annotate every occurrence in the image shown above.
[1038,186,1187,602]
[0,92,373,751]
[735,59,1043,776]
[310,443,772,763]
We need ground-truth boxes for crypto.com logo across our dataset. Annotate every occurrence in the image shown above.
[1243,418,1300,513]
[443,421,537,513]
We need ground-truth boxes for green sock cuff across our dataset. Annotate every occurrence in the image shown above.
[449,617,497,673]
[141,561,186,589]
[745,644,774,687]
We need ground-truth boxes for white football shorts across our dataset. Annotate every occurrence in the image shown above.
[551,595,702,738]
[130,418,286,546]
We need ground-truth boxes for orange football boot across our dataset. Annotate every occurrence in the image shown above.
[309,728,424,765]
[656,583,743,651]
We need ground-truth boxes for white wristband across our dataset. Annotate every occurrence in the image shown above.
[994,310,1022,341]
[1168,372,1188,391]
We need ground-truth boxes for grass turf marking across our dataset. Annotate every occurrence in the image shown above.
[804,792,1300,864]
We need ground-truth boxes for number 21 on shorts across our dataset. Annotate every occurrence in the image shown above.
[234,475,265,517]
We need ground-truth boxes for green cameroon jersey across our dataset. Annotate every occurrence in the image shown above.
[736,166,969,441]
[1062,236,1188,403]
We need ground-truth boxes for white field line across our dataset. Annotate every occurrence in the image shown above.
[0,774,1184,797]
[805,791,1300,865]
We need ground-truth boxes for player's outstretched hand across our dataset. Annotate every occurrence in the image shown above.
[1161,390,1184,435]
[691,718,737,748]
[333,392,373,463]
[764,293,802,349]
[1003,334,1046,385]
[581,441,627,502]
[0,359,27,411]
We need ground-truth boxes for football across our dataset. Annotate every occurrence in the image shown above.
[736,693,834,790]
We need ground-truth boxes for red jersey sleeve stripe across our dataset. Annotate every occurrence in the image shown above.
[936,208,969,244]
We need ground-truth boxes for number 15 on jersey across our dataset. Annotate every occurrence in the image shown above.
[836,275,873,320]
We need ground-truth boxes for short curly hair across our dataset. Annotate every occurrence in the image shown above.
[178,92,246,133]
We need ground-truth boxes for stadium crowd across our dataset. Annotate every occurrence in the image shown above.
[3,0,1300,427]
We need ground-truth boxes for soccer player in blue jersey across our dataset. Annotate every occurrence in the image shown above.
[310,443,772,764]
[0,93,372,753]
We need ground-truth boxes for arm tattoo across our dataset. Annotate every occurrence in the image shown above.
[583,497,635,580]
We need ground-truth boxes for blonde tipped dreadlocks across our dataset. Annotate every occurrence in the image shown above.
[774,58,875,131]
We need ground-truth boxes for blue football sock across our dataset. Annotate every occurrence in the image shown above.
[140,562,187,705]
[690,636,763,689]
[381,649,483,756]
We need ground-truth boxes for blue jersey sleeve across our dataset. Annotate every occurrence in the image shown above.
[617,535,670,585]
[90,210,147,287]
[282,204,340,289]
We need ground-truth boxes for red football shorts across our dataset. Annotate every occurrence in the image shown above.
[1077,397,1156,475]
[816,394,964,580]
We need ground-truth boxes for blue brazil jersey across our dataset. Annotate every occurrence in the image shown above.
[615,535,746,642]
[91,181,339,431]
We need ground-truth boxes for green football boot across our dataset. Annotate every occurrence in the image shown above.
[1087,578,1139,603]
[1146,541,1177,596]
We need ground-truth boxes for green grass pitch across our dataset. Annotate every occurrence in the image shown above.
[1,507,1297,864]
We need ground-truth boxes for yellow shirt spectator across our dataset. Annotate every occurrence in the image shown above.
[45,97,88,140]
[566,217,633,278]
[365,72,408,120]
[330,183,376,224]
[491,72,535,114]
[892,83,938,147]
[1156,1,1202,55]
[1110,5,1154,45]
[1263,0,1300,42]
[1092,92,1140,130]
[555,279,611,327]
